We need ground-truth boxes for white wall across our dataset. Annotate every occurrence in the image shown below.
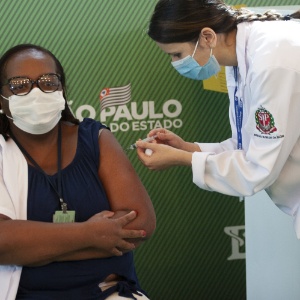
[245,190,300,300]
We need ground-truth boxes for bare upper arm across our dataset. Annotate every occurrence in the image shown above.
[98,129,150,210]
[97,129,156,234]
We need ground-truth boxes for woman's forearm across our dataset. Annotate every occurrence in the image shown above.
[0,211,142,266]
[0,219,88,266]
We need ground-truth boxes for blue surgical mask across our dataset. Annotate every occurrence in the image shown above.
[171,41,220,80]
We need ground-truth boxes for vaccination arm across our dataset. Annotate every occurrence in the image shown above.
[98,129,156,246]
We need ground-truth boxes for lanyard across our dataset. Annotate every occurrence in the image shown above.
[9,123,68,213]
[233,66,243,150]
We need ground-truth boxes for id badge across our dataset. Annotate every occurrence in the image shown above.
[53,210,76,223]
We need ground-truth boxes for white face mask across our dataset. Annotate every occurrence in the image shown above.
[2,88,65,135]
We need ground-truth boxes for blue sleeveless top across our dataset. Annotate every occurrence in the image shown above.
[16,118,143,300]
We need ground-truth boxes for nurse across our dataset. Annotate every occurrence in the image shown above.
[136,0,300,235]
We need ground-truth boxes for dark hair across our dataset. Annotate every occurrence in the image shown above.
[0,43,79,140]
[148,0,300,43]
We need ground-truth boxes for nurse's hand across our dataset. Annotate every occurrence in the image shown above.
[146,128,186,150]
[142,128,201,153]
[136,142,193,170]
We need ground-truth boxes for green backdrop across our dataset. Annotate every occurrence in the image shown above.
[1,1,298,299]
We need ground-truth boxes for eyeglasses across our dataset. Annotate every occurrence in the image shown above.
[2,73,62,96]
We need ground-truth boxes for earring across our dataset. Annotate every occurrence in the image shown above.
[0,109,3,114]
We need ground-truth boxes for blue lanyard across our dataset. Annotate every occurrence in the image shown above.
[233,66,243,150]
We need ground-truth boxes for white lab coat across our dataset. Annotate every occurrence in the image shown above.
[0,136,27,299]
[192,20,300,236]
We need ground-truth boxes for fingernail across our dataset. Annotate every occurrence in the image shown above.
[133,210,138,216]
[142,230,147,237]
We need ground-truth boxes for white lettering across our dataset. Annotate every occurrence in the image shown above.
[154,120,163,128]
[110,123,119,132]
[119,122,130,131]
[163,99,182,118]
[163,119,173,129]
[132,121,140,131]
[224,226,246,260]
[114,105,133,121]
[100,107,116,122]
[67,100,76,117]
[108,119,183,133]
[149,101,163,119]
[76,105,96,121]
[140,120,148,131]
[173,119,183,128]
[77,100,184,133]
[131,102,148,120]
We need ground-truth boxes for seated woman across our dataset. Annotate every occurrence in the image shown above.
[0,43,156,299]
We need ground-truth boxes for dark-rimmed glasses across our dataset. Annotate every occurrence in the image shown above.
[2,73,62,96]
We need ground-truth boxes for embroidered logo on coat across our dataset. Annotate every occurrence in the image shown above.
[255,106,277,134]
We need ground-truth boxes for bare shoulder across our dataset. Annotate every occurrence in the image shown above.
[98,129,123,152]
[98,129,133,170]
[0,214,11,221]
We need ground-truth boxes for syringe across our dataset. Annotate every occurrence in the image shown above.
[127,135,157,150]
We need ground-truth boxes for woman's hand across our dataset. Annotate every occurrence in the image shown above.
[0,210,146,266]
[85,210,146,256]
